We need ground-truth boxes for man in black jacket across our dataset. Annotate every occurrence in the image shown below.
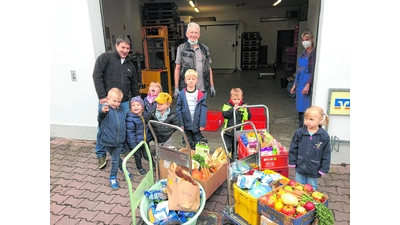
[92,35,140,169]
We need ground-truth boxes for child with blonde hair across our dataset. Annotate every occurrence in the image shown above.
[144,81,162,115]
[176,69,207,150]
[288,106,331,191]
[222,88,252,159]
[97,88,133,190]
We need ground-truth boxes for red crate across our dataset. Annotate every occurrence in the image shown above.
[260,166,289,178]
[250,113,266,121]
[237,136,255,159]
[260,154,288,168]
[249,107,265,116]
[204,110,224,132]
[243,120,266,130]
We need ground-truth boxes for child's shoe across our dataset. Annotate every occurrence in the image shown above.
[137,168,147,175]
[110,176,119,190]
[122,173,133,181]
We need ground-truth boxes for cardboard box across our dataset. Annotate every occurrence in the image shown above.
[258,186,329,225]
[260,214,278,225]
[158,151,227,200]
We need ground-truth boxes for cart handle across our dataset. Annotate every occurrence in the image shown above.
[147,120,192,181]
[122,141,153,225]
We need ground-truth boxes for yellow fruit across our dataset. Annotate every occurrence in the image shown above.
[274,201,284,212]
[276,190,286,198]
[270,194,277,202]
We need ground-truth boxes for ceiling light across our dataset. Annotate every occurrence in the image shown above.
[273,0,281,6]
[194,7,199,12]
[189,0,195,7]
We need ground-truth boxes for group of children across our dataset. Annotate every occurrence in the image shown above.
[99,69,332,191]
[98,80,173,190]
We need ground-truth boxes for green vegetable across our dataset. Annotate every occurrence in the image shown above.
[301,194,334,225]
[192,154,208,168]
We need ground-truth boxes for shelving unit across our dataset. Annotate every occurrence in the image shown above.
[241,32,262,70]
[284,24,299,78]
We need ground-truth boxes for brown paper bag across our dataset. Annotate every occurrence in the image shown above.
[166,162,200,211]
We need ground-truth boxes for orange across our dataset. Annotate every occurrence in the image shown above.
[274,202,284,212]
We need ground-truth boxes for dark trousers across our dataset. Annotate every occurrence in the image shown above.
[298,112,304,128]
[184,129,205,150]
[223,133,235,155]
[133,145,150,169]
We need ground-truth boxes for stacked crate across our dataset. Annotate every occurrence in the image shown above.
[241,32,262,70]
[142,2,183,40]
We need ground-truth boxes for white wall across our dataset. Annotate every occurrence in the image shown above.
[313,0,350,163]
[50,0,103,139]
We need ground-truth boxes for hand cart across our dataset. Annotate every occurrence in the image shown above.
[123,120,223,225]
[220,121,262,225]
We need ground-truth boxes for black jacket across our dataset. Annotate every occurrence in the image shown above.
[92,51,139,102]
[147,108,180,143]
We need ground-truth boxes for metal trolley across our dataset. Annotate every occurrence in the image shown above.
[220,121,262,225]
[121,120,193,225]
[220,104,269,224]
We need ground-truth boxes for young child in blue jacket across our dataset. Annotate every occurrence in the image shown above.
[288,106,332,191]
[126,96,153,175]
[176,69,207,150]
[97,88,132,190]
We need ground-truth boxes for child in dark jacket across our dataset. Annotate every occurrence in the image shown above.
[176,69,207,150]
[126,96,154,175]
[222,88,252,159]
[288,106,331,191]
[147,92,180,147]
[98,88,132,190]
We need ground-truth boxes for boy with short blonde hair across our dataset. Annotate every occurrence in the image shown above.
[98,87,133,190]
[221,87,252,159]
[176,69,207,150]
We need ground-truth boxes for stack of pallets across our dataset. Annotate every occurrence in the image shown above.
[241,32,262,70]
[142,2,183,40]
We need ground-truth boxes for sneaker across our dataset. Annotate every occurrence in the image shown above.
[137,168,147,175]
[110,176,119,190]
[122,173,133,181]
[98,155,107,169]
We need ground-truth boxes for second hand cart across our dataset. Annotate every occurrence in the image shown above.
[220,121,262,225]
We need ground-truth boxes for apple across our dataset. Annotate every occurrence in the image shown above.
[259,195,269,205]
[295,185,304,191]
[296,205,307,215]
[281,205,296,216]
[303,202,315,211]
[266,197,275,207]
[312,191,324,201]
[284,186,294,191]
[304,184,313,193]
[287,180,297,187]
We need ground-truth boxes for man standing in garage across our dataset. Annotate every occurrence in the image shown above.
[92,35,140,169]
[174,22,216,99]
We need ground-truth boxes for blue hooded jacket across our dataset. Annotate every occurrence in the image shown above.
[176,88,207,132]
[126,111,153,150]
[97,105,126,147]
